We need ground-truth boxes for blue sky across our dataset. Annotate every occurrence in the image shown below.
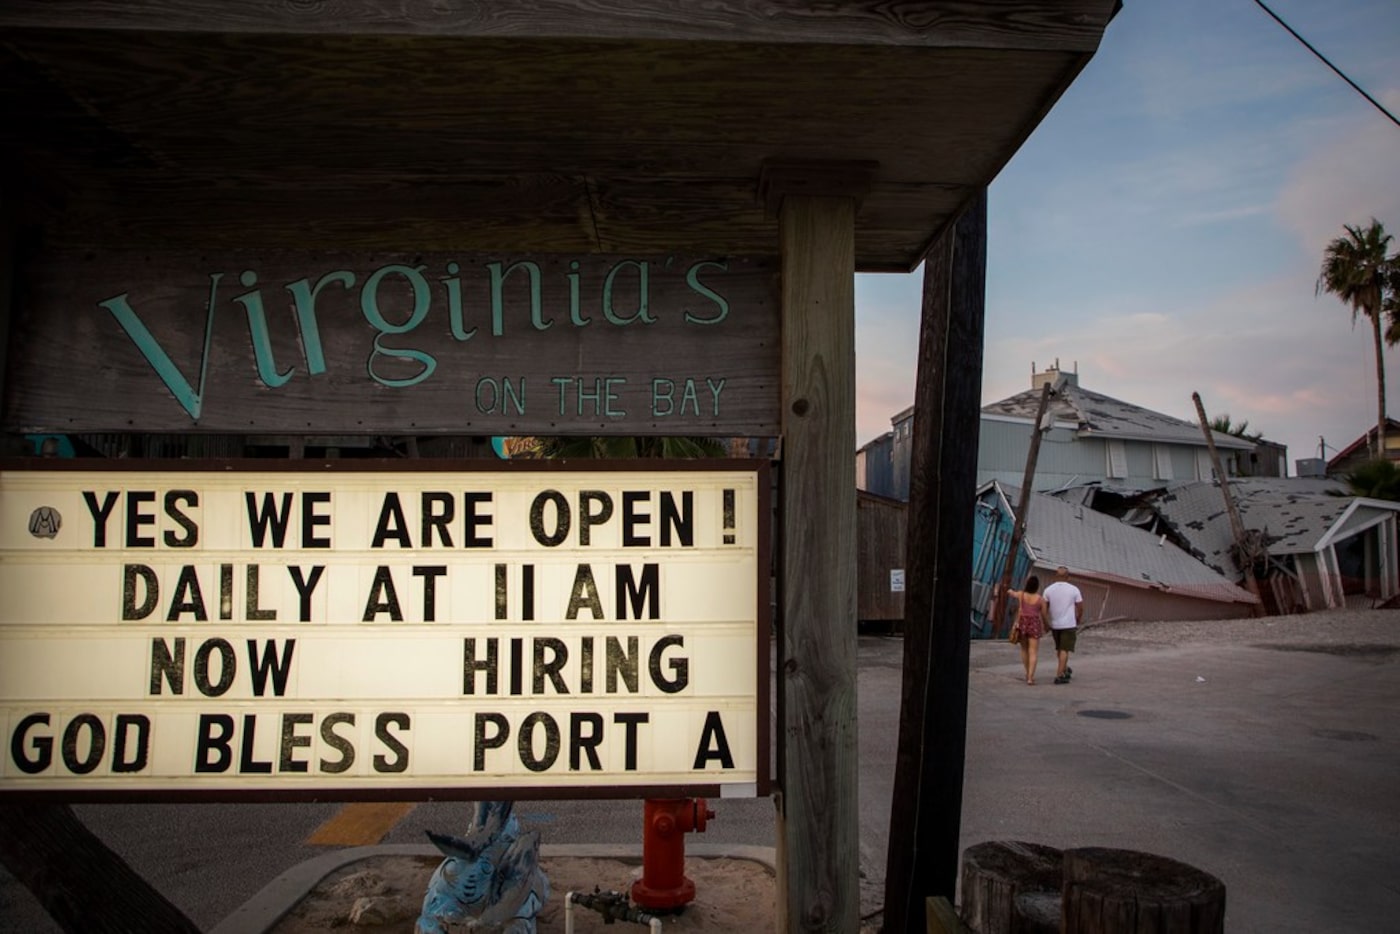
[854,0,1400,470]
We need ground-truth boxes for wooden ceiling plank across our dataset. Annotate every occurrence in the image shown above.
[1,2,1118,53]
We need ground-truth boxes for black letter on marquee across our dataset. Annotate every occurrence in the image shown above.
[164,490,199,547]
[649,634,689,693]
[112,714,150,773]
[660,491,693,546]
[126,490,157,547]
[374,712,410,773]
[578,491,613,546]
[622,491,649,547]
[245,492,293,548]
[289,565,325,621]
[239,714,272,773]
[692,711,735,769]
[463,638,499,695]
[474,713,509,770]
[529,490,570,546]
[280,713,313,773]
[83,491,119,547]
[150,637,186,695]
[372,493,412,548]
[195,714,234,773]
[123,564,159,620]
[616,563,659,620]
[518,711,559,772]
[570,712,604,770]
[319,712,356,773]
[533,638,569,694]
[193,638,236,697]
[362,566,403,621]
[166,565,208,621]
[614,712,648,771]
[565,564,603,620]
[463,492,493,547]
[422,491,454,547]
[247,565,277,620]
[11,713,53,774]
[303,491,332,548]
[61,715,106,775]
[414,565,447,621]
[247,639,295,697]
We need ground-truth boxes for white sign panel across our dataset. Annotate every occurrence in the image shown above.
[0,463,768,799]
[889,569,905,593]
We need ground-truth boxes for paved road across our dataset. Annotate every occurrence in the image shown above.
[4,612,1398,931]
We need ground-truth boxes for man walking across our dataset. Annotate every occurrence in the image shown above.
[1042,566,1083,685]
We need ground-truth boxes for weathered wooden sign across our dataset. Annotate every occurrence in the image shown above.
[3,252,779,436]
[0,461,769,800]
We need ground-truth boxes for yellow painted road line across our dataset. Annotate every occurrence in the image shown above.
[305,802,418,846]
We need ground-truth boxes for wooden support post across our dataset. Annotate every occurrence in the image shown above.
[0,183,22,456]
[883,189,987,933]
[774,187,860,932]
[989,381,1053,636]
[1192,392,1264,615]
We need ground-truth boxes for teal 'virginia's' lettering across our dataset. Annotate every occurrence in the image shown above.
[99,257,736,421]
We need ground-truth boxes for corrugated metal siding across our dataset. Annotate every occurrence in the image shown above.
[970,494,1032,638]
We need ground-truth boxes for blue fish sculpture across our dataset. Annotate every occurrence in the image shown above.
[416,801,550,934]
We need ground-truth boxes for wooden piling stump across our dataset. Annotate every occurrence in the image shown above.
[959,840,1063,934]
[1062,847,1225,934]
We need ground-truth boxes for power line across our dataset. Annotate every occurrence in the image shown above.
[1252,0,1400,129]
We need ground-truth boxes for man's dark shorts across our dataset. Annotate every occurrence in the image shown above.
[1052,628,1077,653]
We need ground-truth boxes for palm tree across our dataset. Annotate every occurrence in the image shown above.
[1208,413,1263,443]
[1341,458,1400,502]
[1317,219,1398,457]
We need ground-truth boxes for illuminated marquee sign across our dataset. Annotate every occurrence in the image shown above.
[0,462,769,800]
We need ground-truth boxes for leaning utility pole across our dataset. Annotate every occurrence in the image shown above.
[988,381,1054,636]
[1192,392,1265,615]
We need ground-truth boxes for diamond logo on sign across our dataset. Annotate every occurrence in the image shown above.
[28,506,61,539]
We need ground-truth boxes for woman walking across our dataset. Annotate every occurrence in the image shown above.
[1003,576,1047,685]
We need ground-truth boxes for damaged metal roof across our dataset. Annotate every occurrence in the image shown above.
[1148,478,1377,578]
[990,481,1258,605]
[983,383,1253,450]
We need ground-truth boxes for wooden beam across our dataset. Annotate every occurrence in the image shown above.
[1192,392,1265,615]
[883,189,986,933]
[0,803,201,933]
[989,381,1054,635]
[0,181,21,456]
[777,192,858,933]
[0,2,1119,52]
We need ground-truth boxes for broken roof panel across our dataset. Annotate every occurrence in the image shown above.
[987,481,1257,605]
[1149,478,1368,577]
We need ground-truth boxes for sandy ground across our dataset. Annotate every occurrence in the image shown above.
[269,853,779,933]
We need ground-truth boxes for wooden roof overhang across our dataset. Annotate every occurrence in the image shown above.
[0,1,1119,272]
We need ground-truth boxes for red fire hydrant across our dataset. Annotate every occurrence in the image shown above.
[630,797,715,911]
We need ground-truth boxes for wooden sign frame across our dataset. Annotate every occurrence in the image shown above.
[4,251,780,437]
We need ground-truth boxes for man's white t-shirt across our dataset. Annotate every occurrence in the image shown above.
[1042,580,1083,630]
